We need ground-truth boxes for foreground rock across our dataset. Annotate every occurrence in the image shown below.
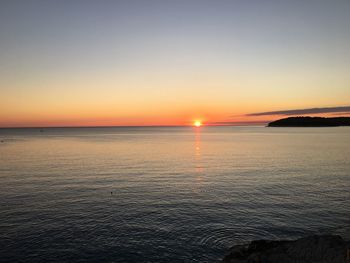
[222,235,350,263]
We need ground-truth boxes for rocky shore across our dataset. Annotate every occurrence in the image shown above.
[221,235,350,263]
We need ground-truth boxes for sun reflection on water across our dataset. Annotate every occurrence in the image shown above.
[194,128,203,173]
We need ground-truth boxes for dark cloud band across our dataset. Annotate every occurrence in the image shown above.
[246,106,350,116]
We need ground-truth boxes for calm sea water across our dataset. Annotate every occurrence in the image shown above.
[0,126,349,262]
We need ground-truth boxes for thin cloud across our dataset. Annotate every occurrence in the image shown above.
[246,106,350,116]
[331,112,350,116]
[206,120,270,126]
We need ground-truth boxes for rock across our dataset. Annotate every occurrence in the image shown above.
[221,235,350,263]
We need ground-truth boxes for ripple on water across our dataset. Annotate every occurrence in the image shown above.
[193,224,279,249]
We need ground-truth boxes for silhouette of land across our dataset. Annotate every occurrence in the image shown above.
[268,116,350,127]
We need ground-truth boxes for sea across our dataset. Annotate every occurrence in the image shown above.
[0,126,349,262]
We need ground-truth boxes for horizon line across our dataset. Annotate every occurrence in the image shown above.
[0,123,268,129]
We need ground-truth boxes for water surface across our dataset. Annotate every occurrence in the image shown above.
[0,126,349,262]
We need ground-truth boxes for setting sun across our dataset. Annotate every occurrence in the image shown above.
[194,121,202,127]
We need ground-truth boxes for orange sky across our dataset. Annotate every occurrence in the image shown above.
[1,1,350,127]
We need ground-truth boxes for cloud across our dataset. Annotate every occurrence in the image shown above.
[246,106,350,116]
[206,120,270,126]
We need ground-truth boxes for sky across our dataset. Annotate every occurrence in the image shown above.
[0,0,350,127]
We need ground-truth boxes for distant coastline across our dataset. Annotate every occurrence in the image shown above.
[268,116,350,127]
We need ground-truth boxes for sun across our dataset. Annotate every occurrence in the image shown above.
[194,121,202,127]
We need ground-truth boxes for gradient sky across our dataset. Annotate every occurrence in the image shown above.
[1,0,350,127]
